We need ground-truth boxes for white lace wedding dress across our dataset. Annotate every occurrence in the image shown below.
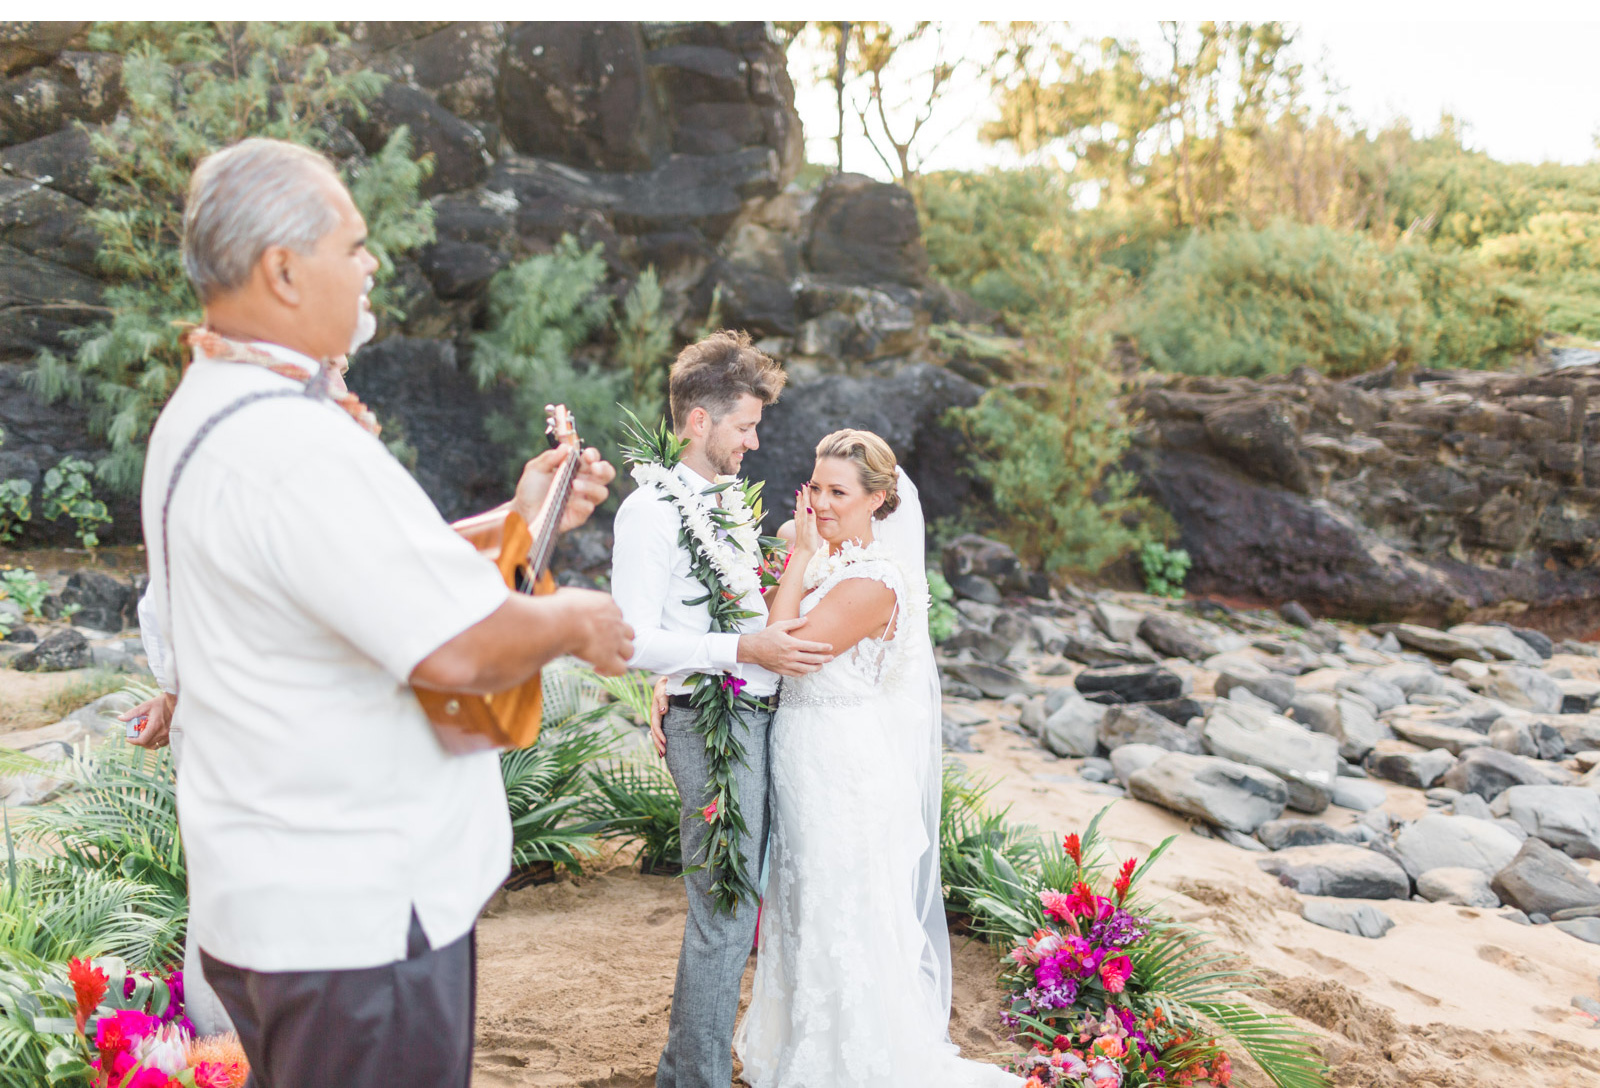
[734,542,1019,1086]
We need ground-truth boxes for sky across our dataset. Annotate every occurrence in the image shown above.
[790,21,1600,181]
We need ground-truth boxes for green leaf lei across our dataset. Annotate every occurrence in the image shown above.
[619,409,782,914]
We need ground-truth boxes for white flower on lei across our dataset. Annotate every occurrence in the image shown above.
[632,462,762,599]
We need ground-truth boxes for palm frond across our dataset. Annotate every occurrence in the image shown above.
[500,721,619,874]
[577,757,682,871]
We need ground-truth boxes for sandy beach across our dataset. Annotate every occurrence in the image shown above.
[471,690,1600,1086]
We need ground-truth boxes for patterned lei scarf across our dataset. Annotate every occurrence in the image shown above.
[182,326,381,436]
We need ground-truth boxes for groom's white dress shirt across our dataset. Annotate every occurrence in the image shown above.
[141,341,512,973]
[611,462,779,697]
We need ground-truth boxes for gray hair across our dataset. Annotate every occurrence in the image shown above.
[182,138,344,301]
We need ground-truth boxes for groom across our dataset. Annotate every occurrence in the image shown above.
[611,330,834,1087]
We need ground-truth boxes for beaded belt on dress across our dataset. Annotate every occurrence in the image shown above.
[777,686,867,709]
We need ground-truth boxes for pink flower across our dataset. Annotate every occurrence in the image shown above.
[720,675,747,696]
[701,798,719,823]
[1099,954,1133,994]
[1040,889,1074,923]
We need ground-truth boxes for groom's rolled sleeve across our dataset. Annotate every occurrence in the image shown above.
[611,493,741,678]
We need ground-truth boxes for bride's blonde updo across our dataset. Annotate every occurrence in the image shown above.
[814,429,900,520]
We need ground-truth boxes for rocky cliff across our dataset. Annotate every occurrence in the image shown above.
[1132,364,1600,638]
[0,20,983,528]
[0,21,1595,638]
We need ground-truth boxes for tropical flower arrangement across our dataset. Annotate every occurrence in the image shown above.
[957,807,1328,1088]
[50,956,248,1088]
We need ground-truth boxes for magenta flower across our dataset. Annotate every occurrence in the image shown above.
[721,675,747,696]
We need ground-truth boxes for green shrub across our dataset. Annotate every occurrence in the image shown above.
[616,267,674,413]
[1140,542,1191,599]
[0,570,49,619]
[27,23,431,493]
[0,481,29,546]
[471,236,637,474]
[927,568,959,644]
[39,457,111,548]
[1123,221,1545,377]
[1123,221,1421,378]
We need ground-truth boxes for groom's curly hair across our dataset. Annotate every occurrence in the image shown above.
[669,330,787,431]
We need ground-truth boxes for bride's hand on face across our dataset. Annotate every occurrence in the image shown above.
[792,486,822,556]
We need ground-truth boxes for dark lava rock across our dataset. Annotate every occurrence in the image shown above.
[1137,612,1211,661]
[0,124,99,205]
[942,535,1027,597]
[13,628,88,671]
[1096,704,1203,754]
[1440,747,1551,801]
[1139,696,1207,725]
[2,625,35,643]
[349,80,490,197]
[1257,818,1357,851]
[55,571,134,632]
[803,173,927,287]
[941,662,1038,700]
[1366,747,1457,789]
[1075,663,1183,704]
[1279,600,1315,628]
[1491,837,1600,916]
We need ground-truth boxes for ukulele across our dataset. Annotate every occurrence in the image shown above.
[414,404,583,754]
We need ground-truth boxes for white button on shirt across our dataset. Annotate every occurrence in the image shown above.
[610,463,779,697]
[140,343,512,973]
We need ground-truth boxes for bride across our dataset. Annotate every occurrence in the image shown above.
[733,429,1018,1086]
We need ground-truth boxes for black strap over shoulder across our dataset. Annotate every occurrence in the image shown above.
[158,378,328,690]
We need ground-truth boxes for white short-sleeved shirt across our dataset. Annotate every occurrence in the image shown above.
[140,344,512,972]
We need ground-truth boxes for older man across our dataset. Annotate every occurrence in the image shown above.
[141,137,633,1087]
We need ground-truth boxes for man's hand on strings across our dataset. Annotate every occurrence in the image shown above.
[511,447,616,533]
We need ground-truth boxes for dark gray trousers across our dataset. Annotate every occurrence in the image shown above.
[202,910,474,1088]
[657,702,773,1088]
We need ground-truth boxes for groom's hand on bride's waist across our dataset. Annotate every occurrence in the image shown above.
[737,617,834,677]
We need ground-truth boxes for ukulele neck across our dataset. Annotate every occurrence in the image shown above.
[523,445,580,589]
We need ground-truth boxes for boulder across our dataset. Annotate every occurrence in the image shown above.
[941,535,1027,598]
[1506,626,1554,659]
[55,571,134,633]
[1127,752,1289,833]
[0,51,122,145]
[1416,867,1500,908]
[498,22,663,171]
[1,125,99,205]
[0,176,99,275]
[379,21,503,121]
[1558,677,1600,715]
[1336,673,1406,713]
[1257,843,1410,899]
[1366,744,1457,789]
[1556,715,1600,756]
[1306,695,1390,763]
[1214,660,1296,711]
[1075,664,1183,704]
[1448,624,1543,665]
[12,629,88,672]
[1257,819,1357,851]
[1555,918,1600,945]
[1108,743,1168,785]
[0,22,90,78]
[1479,665,1565,714]
[1381,623,1492,661]
[1091,601,1145,644]
[1143,696,1209,725]
[942,662,1039,700]
[1058,628,1158,666]
[1039,695,1105,759]
[1280,601,1315,628]
[803,173,927,287]
[1329,777,1388,811]
[1388,711,1496,756]
[1440,747,1551,801]
[1301,899,1396,938]
[1137,612,1218,661]
[1202,701,1339,813]
[1289,693,1338,735]
[1491,837,1600,916]
[349,80,490,196]
[1489,785,1600,859]
[1097,704,1202,755]
[1394,814,1522,878]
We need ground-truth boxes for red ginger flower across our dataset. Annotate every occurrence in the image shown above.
[702,798,719,823]
[68,957,107,1034]
[1063,833,1082,865]
[1113,856,1138,903]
